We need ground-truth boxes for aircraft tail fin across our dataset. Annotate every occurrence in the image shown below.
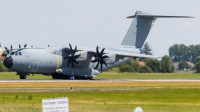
[121,11,193,48]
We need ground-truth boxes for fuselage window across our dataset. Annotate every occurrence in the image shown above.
[19,52,22,56]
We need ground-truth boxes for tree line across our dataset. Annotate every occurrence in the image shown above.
[169,44,200,63]
[108,55,174,73]
[0,59,8,72]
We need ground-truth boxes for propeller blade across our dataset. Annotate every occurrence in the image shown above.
[102,55,109,59]
[24,43,27,48]
[100,64,103,71]
[103,61,108,67]
[96,46,99,56]
[4,47,9,54]
[10,45,13,50]
[71,60,74,69]
[73,54,80,59]
[74,59,80,65]
[100,48,105,56]
[19,44,21,48]
[69,43,72,51]
[73,45,77,56]
[94,62,99,69]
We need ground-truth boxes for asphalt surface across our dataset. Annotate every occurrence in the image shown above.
[0,79,200,82]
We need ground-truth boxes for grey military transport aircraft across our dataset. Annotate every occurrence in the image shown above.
[2,11,193,79]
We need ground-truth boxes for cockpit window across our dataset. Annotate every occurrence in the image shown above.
[10,52,15,55]
[10,52,22,56]
[19,52,22,56]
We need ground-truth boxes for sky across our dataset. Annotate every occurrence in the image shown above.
[0,0,199,56]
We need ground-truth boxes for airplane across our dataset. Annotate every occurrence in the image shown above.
[2,11,193,79]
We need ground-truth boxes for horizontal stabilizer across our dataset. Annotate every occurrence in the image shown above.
[127,15,194,19]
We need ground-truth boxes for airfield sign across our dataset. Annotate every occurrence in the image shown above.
[42,97,69,112]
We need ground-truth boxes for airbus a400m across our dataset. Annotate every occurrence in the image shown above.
[2,11,193,79]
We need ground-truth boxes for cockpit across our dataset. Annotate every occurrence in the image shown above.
[10,51,22,56]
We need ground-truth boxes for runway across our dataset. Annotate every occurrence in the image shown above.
[0,79,200,82]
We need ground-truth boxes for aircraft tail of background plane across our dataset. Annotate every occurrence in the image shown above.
[121,11,193,48]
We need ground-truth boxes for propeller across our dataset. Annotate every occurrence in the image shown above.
[24,43,27,48]
[63,43,80,69]
[3,43,27,56]
[11,45,13,51]
[4,47,9,54]
[91,46,109,71]
[19,44,27,48]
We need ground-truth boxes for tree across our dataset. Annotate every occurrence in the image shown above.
[119,64,135,73]
[160,55,173,73]
[195,62,200,73]
[0,59,8,72]
[169,44,189,62]
[132,59,139,72]
[139,65,153,73]
[195,56,200,64]
[178,61,190,70]
[169,44,181,62]
[169,44,200,63]
[143,42,152,55]
[144,58,160,72]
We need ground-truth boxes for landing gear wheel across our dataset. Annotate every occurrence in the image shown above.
[88,77,93,80]
[20,75,26,79]
[74,76,93,80]
[52,75,56,79]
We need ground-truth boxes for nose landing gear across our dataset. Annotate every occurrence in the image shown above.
[17,72,28,79]
[19,75,27,79]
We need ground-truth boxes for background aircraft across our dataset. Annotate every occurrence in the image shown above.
[2,11,192,79]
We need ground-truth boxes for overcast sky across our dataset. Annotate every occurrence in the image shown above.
[0,0,199,56]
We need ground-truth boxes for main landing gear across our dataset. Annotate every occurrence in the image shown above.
[74,76,93,80]
[52,74,93,80]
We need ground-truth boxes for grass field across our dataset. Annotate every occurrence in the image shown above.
[0,72,200,112]
[0,72,200,79]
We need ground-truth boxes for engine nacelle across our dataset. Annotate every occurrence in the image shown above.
[76,51,91,61]
[105,54,124,64]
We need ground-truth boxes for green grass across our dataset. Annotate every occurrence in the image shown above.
[0,72,200,111]
[1,72,200,79]
[0,72,52,79]
[0,87,200,112]
[96,72,200,79]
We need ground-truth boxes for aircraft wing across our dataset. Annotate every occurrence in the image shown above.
[115,52,161,59]
[76,46,161,59]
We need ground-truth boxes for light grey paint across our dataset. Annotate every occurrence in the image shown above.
[121,11,156,48]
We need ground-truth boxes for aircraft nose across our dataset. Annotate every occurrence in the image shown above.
[3,56,13,69]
